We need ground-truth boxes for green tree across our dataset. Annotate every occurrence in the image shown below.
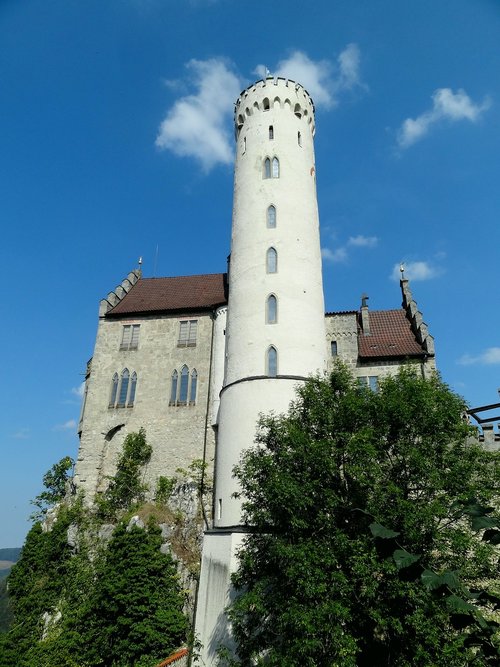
[227,366,500,666]
[31,456,74,520]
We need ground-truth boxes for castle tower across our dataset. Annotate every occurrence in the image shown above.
[195,78,327,662]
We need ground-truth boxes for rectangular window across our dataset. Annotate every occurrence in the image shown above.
[120,324,140,350]
[331,341,338,357]
[358,375,378,392]
[178,320,198,347]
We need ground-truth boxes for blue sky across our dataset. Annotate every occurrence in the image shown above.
[1,0,499,548]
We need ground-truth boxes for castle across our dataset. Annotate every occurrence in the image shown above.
[74,77,435,663]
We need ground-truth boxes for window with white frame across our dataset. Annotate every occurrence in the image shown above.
[358,376,378,392]
[178,320,198,347]
[109,369,138,408]
[267,205,276,228]
[120,324,140,350]
[169,366,198,406]
[267,346,278,377]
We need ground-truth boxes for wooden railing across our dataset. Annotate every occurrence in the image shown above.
[155,647,189,667]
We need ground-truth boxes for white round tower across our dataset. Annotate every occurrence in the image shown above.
[214,77,327,528]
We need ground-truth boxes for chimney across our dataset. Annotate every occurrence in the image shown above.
[360,293,370,335]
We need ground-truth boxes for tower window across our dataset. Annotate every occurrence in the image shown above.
[108,369,138,409]
[109,373,119,408]
[178,320,198,347]
[264,158,271,179]
[294,103,302,119]
[272,157,280,178]
[269,125,274,140]
[267,205,276,228]
[120,324,140,350]
[331,341,338,357]
[179,365,189,404]
[266,247,278,273]
[127,372,137,407]
[263,97,270,111]
[169,366,198,406]
[242,137,246,154]
[267,346,278,377]
[117,369,130,407]
[190,369,198,404]
[298,131,302,147]
[266,294,277,324]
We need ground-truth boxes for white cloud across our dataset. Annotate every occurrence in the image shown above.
[275,44,365,109]
[54,419,77,432]
[391,261,442,281]
[322,247,348,263]
[397,88,491,149]
[12,428,30,440]
[156,58,241,171]
[458,347,500,366]
[348,235,378,248]
[71,383,85,399]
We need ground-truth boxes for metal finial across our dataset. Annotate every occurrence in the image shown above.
[138,256,143,266]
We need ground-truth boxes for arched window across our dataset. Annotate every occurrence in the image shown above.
[109,373,119,407]
[272,157,279,178]
[269,125,274,140]
[264,158,271,179]
[294,103,302,118]
[118,369,129,407]
[266,295,277,324]
[179,365,189,404]
[128,372,137,407]
[267,205,276,228]
[267,346,278,377]
[298,131,302,147]
[190,369,198,404]
[170,370,178,404]
[263,97,270,110]
[267,247,277,273]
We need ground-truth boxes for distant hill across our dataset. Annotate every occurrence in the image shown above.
[0,548,21,581]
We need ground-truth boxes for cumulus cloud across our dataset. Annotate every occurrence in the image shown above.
[273,44,364,109]
[348,235,378,248]
[322,247,348,263]
[156,58,241,171]
[54,419,77,432]
[458,347,500,366]
[397,88,491,149]
[391,261,442,281]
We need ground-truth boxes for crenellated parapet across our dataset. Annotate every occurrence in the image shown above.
[477,424,500,451]
[234,76,316,137]
[98,268,141,317]
[400,279,435,355]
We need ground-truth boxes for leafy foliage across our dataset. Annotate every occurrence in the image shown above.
[31,456,74,520]
[97,428,152,518]
[227,366,500,666]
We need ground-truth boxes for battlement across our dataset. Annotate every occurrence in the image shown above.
[98,268,141,317]
[234,77,316,136]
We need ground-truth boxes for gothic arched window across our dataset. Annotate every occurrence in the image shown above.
[266,295,277,324]
[128,372,137,407]
[190,369,198,404]
[179,365,189,404]
[117,369,129,407]
[272,157,280,178]
[267,346,278,377]
[170,370,178,404]
[263,97,270,111]
[267,247,277,274]
[267,205,276,228]
[264,158,271,179]
[109,373,119,408]
[269,125,274,140]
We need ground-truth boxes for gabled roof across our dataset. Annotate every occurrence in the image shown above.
[358,309,426,359]
[106,273,228,317]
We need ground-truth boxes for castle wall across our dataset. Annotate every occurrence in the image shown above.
[74,312,217,502]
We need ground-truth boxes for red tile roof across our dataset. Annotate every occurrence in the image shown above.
[358,309,426,359]
[107,273,228,317]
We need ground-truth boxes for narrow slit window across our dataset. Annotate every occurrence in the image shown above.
[190,369,198,404]
[269,125,274,140]
[331,341,338,357]
[266,295,277,324]
[267,205,276,228]
[218,498,222,520]
[127,372,137,407]
[294,103,302,118]
[179,365,189,404]
[242,137,246,154]
[298,131,302,147]
[117,369,129,407]
[170,370,178,404]
[267,247,277,273]
[109,373,119,407]
[267,346,278,377]
[272,157,280,178]
[264,158,271,179]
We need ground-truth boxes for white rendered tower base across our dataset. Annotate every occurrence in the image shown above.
[195,77,327,664]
